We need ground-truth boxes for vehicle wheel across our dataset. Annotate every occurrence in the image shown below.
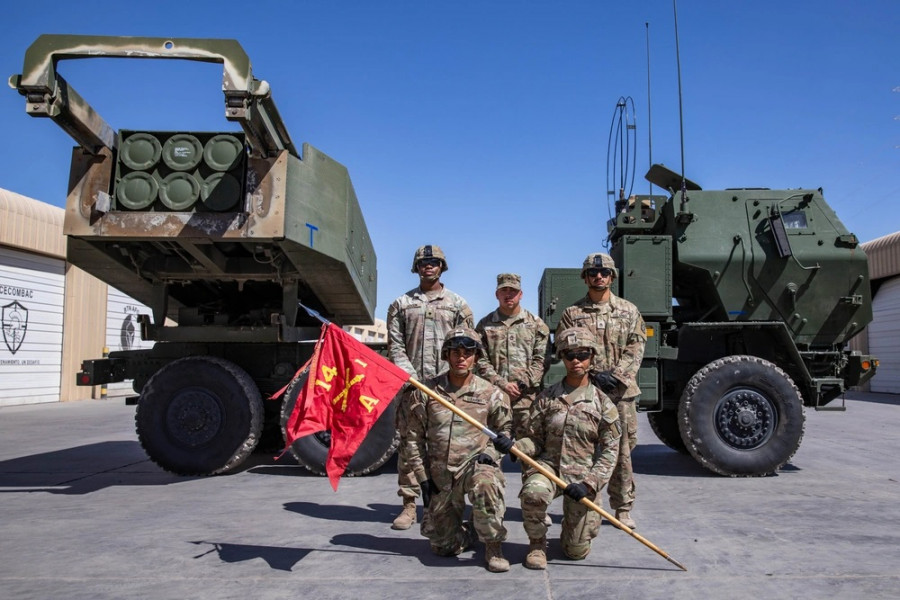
[647,409,688,454]
[678,355,805,476]
[136,356,263,475]
[279,369,400,476]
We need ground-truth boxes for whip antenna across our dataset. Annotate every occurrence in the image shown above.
[673,0,687,207]
[646,21,653,198]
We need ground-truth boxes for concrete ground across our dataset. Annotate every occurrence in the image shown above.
[1,391,898,600]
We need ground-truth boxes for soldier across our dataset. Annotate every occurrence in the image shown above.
[386,245,474,530]
[475,273,549,441]
[556,252,646,529]
[515,327,621,568]
[405,328,514,572]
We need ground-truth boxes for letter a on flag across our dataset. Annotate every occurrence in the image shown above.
[283,323,410,490]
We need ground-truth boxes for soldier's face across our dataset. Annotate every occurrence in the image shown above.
[584,267,613,292]
[447,347,476,375]
[495,286,522,310]
[561,347,592,377]
[417,259,442,282]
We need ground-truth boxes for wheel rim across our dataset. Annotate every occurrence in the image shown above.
[166,387,224,447]
[313,431,332,447]
[714,387,777,450]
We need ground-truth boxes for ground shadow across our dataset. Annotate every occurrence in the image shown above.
[189,540,312,571]
[632,443,712,477]
[0,440,190,494]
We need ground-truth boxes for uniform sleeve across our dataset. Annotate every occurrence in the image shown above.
[611,310,647,392]
[525,318,550,388]
[404,390,430,484]
[386,300,416,378]
[555,306,576,338]
[584,398,622,492]
[457,300,475,328]
[514,393,548,457]
[481,388,512,463]
[474,315,507,388]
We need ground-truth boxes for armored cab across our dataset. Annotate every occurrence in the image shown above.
[10,35,395,476]
[540,164,877,476]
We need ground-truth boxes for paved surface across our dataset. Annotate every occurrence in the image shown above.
[1,391,899,600]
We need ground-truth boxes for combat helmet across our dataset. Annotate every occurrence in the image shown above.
[440,326,483,360]
[411,244,449,273]
[580,252,618,279]
[555,327,600,358]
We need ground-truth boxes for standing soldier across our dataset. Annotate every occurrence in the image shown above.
[405,328,514,572]
[515,327,621,568]
[386,245,474,531]
[556,252,646,529]
[475,273,549,441]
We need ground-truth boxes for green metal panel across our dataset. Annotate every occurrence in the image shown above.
[538,268,584,332]
[636,365,658,409]
[613,235,672,318]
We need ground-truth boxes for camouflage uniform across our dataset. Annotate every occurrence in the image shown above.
[515,380,621,559]
[556,290,646,516]
[475,306,549,440]
[405,373,512,555]
[387,284,474,502]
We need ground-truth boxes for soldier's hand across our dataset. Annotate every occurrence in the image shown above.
[420,479,439,508]
[504,381,521,399]
[589,370,620,393]
[472,453,498,467]
[491,433,514,454]
[563,481,590,502]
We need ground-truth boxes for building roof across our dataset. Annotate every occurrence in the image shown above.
[862,231,900,281]
[0,188,65,259]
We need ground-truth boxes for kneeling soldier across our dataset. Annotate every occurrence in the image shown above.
[514,327,621,568]
[405,328,514,572]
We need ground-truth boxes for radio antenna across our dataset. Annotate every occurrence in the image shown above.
[673,0,687,206]
[645,21,653,199]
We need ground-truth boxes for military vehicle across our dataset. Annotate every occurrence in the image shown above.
[539,164,878,476]
[9,35,396,476]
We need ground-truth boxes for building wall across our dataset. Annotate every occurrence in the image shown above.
[1,188,111,403]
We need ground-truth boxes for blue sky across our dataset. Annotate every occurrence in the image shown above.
[3,1,898,322]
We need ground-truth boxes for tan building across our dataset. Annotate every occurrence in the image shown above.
[344,320,388,345]
[851,232,900,394]
[0,188,157,405]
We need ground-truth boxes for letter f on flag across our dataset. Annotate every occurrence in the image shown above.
[282,323,410,490]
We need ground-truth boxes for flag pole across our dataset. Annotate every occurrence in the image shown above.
[406,377,688,572]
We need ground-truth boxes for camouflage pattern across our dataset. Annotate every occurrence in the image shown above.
[554,326,600,357]
[556,293,646,400]
[405,372,512,553]
[475,308,549,439]
[608,398,638,512]
[556,291,645,513]
[410,244,449,272]
[495,273,521,290]
[580,252,619,279]
[388,284,474,500]
[387,286,474,381]
[515,380,620,553]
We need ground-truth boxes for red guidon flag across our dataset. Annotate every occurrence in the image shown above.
[283,323,410,490]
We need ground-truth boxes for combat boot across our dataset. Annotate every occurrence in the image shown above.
[484,541,510,573]
[616,510,636,529]
[524,537,547,570]
[391,498,417,530]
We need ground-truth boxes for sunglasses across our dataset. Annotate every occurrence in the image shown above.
[417,258,442,268]
[561,350,593,361]
[447,338,478,350]
[585,267,613,278]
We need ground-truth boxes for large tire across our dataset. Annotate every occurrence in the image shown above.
[136,356,263,475]
[279,369,400,476]
[678,355,805,477]
[647,410,688,454]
